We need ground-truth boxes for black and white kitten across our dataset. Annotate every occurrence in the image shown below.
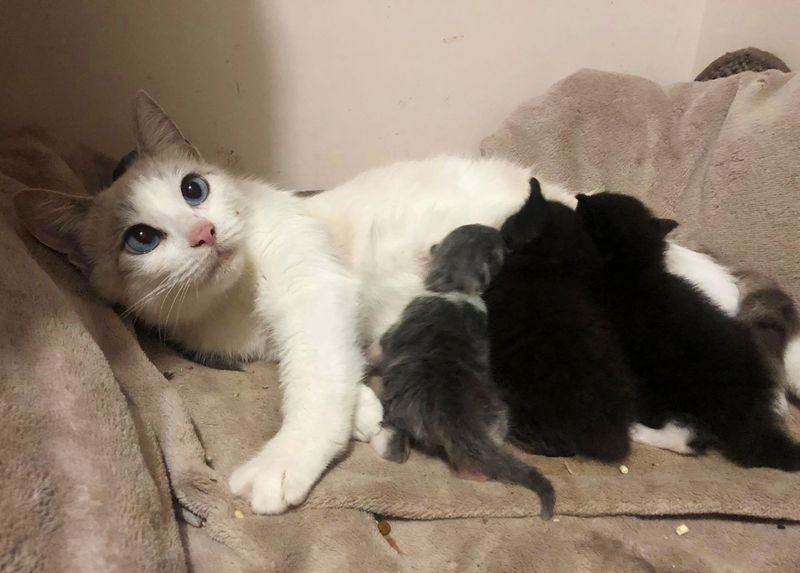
[376,224,555,519]
[577,192,800,470]
[485,179,636,462]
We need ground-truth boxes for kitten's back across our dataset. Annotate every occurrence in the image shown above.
[577,192,800,470]
[486,180,635,462]
[379,223,555,517]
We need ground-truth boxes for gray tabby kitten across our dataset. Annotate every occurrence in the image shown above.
[376,224,555,520]
[736,269,800,413]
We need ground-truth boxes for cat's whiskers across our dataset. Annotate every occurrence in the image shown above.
[151,259,199,341]
[173,267,200,327]
[167,281,188,330]
[121,274,176,318]
[161,258,204,331]
[156,281,181,342]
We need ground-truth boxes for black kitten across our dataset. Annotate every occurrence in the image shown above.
[485,179,635,462]
[577,192,800,470]
[378,224,555,519]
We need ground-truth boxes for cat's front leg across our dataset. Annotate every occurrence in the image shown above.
[229,240,364,513]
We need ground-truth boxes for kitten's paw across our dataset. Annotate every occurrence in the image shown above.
[629,422,696,455]
[457,468,489,482]
[229,434,326,514]
[628,423,647,444]
[352,384,384,442]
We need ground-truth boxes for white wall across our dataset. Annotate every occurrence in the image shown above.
[0,1,789,190]
[694,0,800,75]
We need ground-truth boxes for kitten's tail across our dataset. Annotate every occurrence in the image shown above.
[722,415,800,471]
[446,434,556,519]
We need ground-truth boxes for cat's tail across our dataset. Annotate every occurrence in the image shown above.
[446,434,556,519]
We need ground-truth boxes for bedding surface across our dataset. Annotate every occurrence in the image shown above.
[3,68,800,571]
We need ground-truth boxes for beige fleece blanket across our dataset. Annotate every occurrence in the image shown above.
[482,68,800,302]
[2,69,800,572]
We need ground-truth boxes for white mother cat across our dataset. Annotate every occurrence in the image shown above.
[13,92,763,514]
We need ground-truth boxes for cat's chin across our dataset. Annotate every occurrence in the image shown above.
[202,248,243,288]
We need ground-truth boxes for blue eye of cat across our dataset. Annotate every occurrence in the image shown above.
[124,224,162,254]
[181,174,209,206]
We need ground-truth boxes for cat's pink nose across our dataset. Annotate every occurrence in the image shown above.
[189,221,216,247]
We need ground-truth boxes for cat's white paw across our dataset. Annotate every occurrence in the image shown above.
[229,432,324,514]
[369,425,395,458]
[352,384,383,442]
[370,425,410,463]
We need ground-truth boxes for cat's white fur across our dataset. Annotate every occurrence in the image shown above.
[629,422,697,455]
[664,241,740,316]
[15,92,776,513]
[303,156,577,343]
[785,337,800,399]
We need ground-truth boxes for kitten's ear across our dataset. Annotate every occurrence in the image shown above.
[575,193,595,219]
[575,193,590,208]
[429,243,439,256]
[654,217,679,237]
[13,188,93,271]
[501,178,550,249]
[134,90,201,160]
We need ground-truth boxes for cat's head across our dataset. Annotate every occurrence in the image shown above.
[14,92,249,327]
[575,192,678,266]
[425,224,505,294]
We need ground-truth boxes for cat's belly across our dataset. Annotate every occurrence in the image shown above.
[305,155,739,343]
[306,156,538,342]
[664,241,740,316]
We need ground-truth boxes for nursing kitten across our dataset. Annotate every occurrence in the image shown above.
[378,224,555,519]
[577,192,800,470]
[485,179,635,462]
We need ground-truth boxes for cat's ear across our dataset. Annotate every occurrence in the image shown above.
[13,188,93,271]
[112,149,140,182]
[501,178,550,249]
[134,90,201,160]
[654,217,679,237]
